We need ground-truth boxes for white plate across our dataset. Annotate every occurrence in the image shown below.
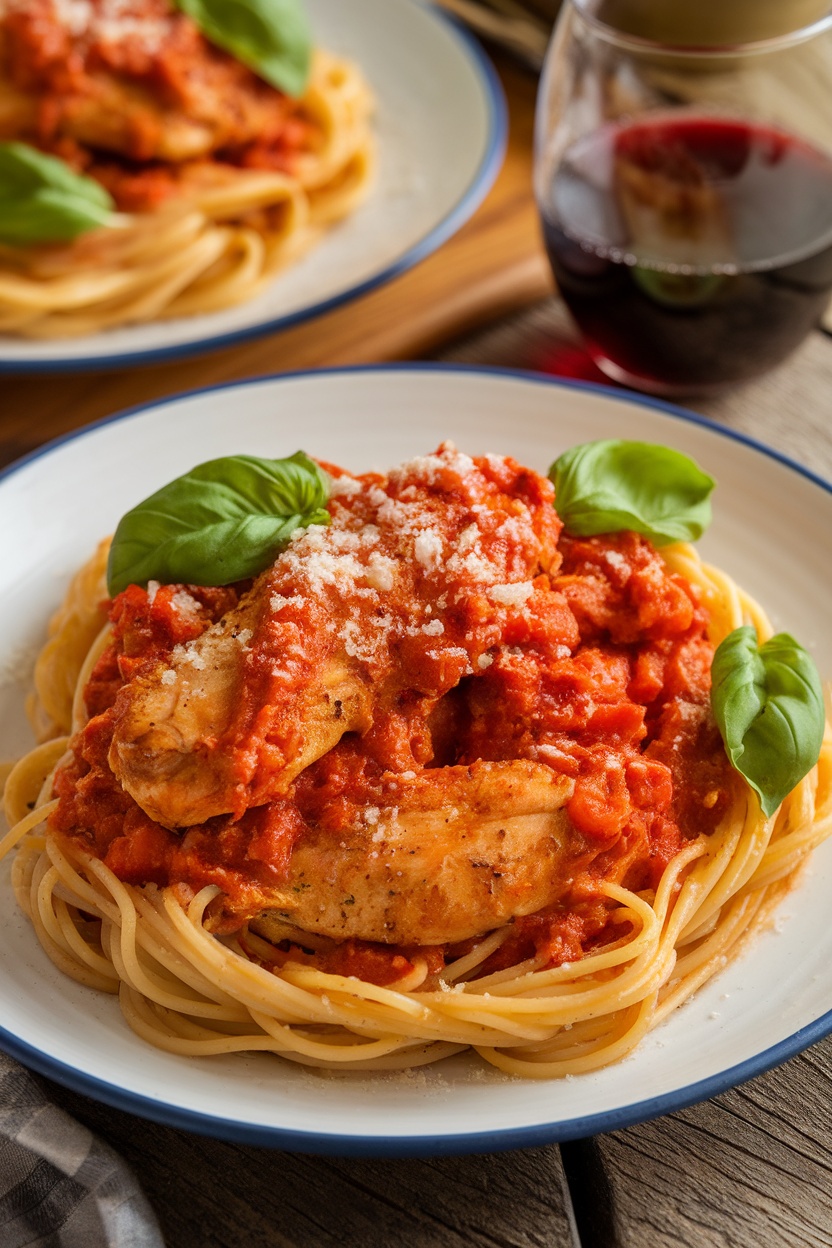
[0,0,505,373]
[2,366,831,1155]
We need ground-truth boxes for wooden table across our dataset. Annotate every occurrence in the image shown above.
[4,51,832,1248]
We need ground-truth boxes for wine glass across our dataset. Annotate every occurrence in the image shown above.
[534,1,832,395]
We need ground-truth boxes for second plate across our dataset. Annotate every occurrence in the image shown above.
[0,0,506,372]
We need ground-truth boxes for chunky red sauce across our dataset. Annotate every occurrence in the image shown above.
[0,0,316,211]
[50,447,734,985]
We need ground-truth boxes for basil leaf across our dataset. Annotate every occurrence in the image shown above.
[107,452,330,596]
[173,0,312,97]
[549,440,715,545]
[711,626,825,817]
[0,142,115,244]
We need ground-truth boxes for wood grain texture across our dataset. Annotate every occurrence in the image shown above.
[588,1035,832,1248]
[0,58,552,471]
[39,1078,580,1248]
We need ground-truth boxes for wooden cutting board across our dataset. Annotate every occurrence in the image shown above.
[0,59,553,469]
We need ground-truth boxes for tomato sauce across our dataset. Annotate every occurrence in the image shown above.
[49,449,735,985]
[0,0,315,212]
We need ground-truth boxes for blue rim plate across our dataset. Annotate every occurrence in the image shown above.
[1,365,831,1155]
[0,1,506,373]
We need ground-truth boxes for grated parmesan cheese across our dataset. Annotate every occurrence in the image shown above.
[328,475,364,498]
[38,0,171,51]
[270,593,304,613]
[365,552,397,592]
[488,582,534,607]
[413,529,443,572]
[170,589,201,620]
[171,644,206,671]
[603,550,630,577]
[244,445,556,683]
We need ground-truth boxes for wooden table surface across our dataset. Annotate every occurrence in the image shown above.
[4,46,832,1248]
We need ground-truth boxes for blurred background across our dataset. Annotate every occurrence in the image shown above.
[437,0,832,69]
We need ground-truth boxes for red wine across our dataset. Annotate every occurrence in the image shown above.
[540,116,832,393]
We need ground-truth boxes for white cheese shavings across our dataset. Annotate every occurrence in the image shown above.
[413,529,443,572]
[488,582,534,607]
[270,592,304,612]
[603,550,630,578]
[171,644,206,671]
[446,550,494,582]
[365,552,397,592]
[456,524,480,553]
[45,0,170,51]
[328,475,364,498]
[388,443,477,492]
[339,620,377,663]
[170,589,201,620]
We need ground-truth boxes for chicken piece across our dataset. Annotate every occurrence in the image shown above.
[251,761,579,946]
[51,77,219,164]
[44,70,298,165]
[0,3,306,165]
[110,444,564,830]
[0,62,216,162]
[108,589,372,829]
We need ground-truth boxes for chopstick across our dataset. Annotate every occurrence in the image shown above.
[435,0,553,70]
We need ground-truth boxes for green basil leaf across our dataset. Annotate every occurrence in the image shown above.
[173,0,312,97]
[549,440,715,545]
[711,626,825,817]
[0,142,115,244]
[107,451,330,596]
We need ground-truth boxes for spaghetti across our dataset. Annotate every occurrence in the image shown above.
[3,448,831,1078]
[0,1,375,338]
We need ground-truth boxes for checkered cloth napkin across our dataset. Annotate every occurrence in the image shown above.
[0,1052,164,1247]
